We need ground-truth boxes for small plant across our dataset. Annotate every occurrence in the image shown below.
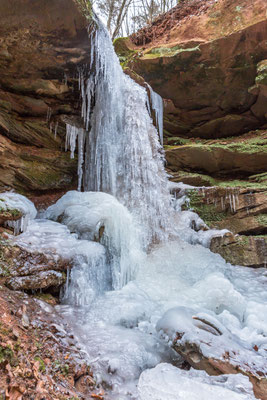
[34,356,46,373]
[75,0,93,18]
[0,345,15,366]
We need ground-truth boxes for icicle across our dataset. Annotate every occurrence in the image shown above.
[77,129,85,191]
[4,215,29,235]
[147,84,164,145]
[221,196,224,211]
[65,124,86,191]
[54,121,58,138]
[46,107,52,123]
[232,193,236,213]
[64,72,68,86]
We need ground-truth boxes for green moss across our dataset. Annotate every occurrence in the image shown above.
[256,214,267,226]
[74,0,93,18]
[61,363,69,376]
[9,209,21,217]
[21,156,76,189]
[256,61,267,84]
[0,241,11,277]
[34,356,46,373]
[249,172,267,183]
[113,37,132,56]
[143,45,201,59]
[166,134,267,155]
[0,264,11,277]
[0,345,14,366]
[166,137,190,146]
[113,37,137,67]
[184,189,229,226]
[208,136,267,154]
[217,180,266,190]
[0,322,12,337]
[170,171,217,187]
[255,73,267,85]
[0,208,22,218]
[0,199,23,219]
[0,99,11,112]
[254,235,267,239]
[34,293,57,304]
[52,360,70,376]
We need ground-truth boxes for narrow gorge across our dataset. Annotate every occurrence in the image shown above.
[0,0,266,399]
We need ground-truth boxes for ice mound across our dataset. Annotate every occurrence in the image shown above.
[45,191,145,289]
[15,219,105,261]
[138,363,256,400]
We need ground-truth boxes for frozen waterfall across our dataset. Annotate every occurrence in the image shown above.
[69,19,172,249]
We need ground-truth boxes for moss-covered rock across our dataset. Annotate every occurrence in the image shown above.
[210,233,267,267]
[113,37,137,67]
[165,130,267,177]
[255,60,267,85]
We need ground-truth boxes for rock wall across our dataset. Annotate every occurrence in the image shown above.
[0,0,91,195]
[118,0,267,138]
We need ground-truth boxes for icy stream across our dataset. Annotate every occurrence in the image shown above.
[4,15,267,400]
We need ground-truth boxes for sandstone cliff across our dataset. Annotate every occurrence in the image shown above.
[0,0,91,195]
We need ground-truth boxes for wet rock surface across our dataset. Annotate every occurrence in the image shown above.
[173,184,267,267]
[210,233,267,268]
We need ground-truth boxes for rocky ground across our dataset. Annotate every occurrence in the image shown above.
[0,233,106,400]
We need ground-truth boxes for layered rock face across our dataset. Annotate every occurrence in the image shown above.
[174,185,267,267]
[120,0,267,139]
[0,0,91,195]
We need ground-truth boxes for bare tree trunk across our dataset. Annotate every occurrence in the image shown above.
[107,0,116,35]
[112,0,132,39]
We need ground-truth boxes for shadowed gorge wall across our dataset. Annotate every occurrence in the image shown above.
[0,0,91,195]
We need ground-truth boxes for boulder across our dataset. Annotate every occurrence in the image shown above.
[173,336,267,400]
[0,239,70,292]
[157,307,267,399]
[5,270,66,291]
[210,233,267,268]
